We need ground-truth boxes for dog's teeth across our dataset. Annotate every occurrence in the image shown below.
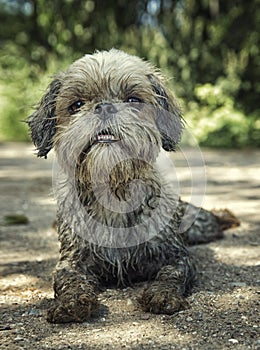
[96,134,116,141]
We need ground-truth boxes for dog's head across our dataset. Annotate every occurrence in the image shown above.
[28,49,183,182]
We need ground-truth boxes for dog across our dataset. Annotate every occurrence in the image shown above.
[28,49,224,323]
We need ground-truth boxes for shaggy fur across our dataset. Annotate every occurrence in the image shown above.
[28,49,223,323]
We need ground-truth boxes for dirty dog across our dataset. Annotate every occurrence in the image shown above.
[28,49,224,323]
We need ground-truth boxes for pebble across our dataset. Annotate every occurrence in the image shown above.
[14,336,24,341]
[140,314,150,320]
[126,298,133,306]
[27,309,41,316]
[228,339,239,344]
[229,282,247,287]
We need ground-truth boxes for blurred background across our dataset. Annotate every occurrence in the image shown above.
[0,0,259,148]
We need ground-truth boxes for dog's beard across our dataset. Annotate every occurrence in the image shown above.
[78,140,158,188]
[55,104,161,187]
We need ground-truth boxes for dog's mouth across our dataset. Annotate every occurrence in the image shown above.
[95,130,120,144]
[80,128,120,158]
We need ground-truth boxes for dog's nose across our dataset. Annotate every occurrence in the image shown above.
[94,103,117,119]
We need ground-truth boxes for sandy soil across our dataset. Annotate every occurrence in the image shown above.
[0,142,259,350]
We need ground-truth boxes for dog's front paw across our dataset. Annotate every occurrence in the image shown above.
[47,291,99,323]
[137,282,189,315]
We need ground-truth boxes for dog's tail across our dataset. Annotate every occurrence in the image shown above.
[211,208,240,231]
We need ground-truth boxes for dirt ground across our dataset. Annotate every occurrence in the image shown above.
[0,142,259,350]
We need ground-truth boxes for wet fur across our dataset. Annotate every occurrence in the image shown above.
[28,49,223,323]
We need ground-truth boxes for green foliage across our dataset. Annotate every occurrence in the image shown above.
[0,46,32,141]
[185,83,260,148]
[0,44,70,141]
[0,0,259,147]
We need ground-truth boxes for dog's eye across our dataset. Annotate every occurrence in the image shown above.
[126,96,143,103]
[68,100,84,114]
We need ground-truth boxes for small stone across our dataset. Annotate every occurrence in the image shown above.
[196,312,203,320]
[126,298,133,306]
[14,336,24,341]
[140,314,150,320]
[28,309,41,316]
[228,339,239,344]
[229,282,247,287]
[249,241,258,246]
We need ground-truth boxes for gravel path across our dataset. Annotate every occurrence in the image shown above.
[0,142,259,349]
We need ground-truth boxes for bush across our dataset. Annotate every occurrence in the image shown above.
[0,45,70,141]
[185,83,260,148]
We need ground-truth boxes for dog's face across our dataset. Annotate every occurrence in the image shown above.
[28,49,183,184]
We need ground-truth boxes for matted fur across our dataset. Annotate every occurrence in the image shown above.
[28,49,223,323]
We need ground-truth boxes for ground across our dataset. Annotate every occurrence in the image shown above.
[0,142,259,350]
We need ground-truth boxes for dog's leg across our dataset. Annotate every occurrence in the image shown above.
[138,256,195,314]
[47,261,99,323]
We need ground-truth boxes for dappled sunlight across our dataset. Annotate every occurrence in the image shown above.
[0,247,58,265]
[43,318,196,349]
[214,288,259,312]
[212,244,260,266]
[32,197,56,206]
[0,274,40,292]
[207,166,259,184]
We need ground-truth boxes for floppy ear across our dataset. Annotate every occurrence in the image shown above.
[27,78,61,158]
[148,74,183,151]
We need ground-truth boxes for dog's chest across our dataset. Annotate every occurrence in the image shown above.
[84,243,169,286]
